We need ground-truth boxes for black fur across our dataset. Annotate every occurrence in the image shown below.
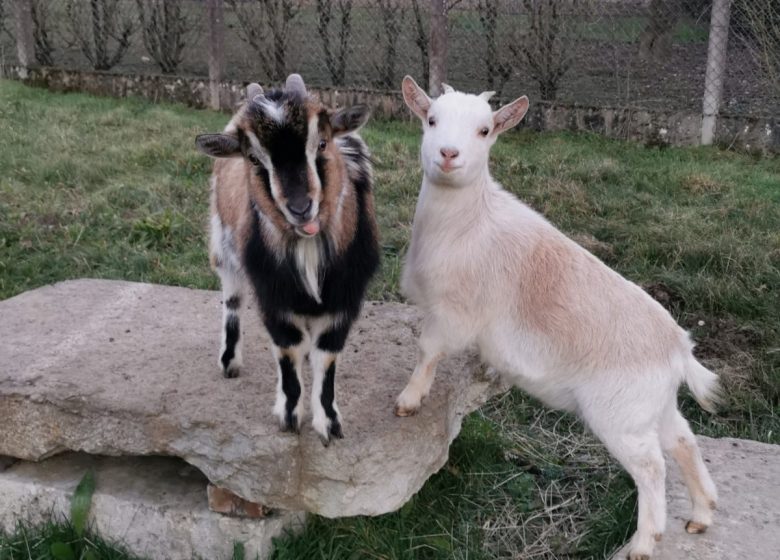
[221,314,240,378]
[243,137,379,339]
[225,295,241,310]
[315,155,328,191]
[317,323,351,353]
[321,361,340,426]
[279,355,301,432]
[264,314,303,348]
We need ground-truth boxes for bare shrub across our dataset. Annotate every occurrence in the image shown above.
[477,0,512,101]
[0,0,9,40]
[639,0,679,60]
[375,0,405,89]
[65,0,136,71]
[511,0,580,101]
[410,0,429,88]
[734,0,780,96]
[135,0,192,74]
[316,0,352,86]
[31,0,55,66]
[227,0,302,82]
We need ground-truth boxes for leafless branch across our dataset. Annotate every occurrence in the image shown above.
[511,0,581,101]
[316,0,353,85]
[477,0,512,101]
[227,0,302,81]
[31,0,55,66]
[735,0,780,97]
[135,0,192,74]
[65,0,136,71]
[410,0,429,88]
[375,0,405,88]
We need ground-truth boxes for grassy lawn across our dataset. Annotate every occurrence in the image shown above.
[0,79,778,559]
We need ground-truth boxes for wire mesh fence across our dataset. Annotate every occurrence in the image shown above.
[1,0,778,119]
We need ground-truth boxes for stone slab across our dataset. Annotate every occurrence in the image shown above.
[0,279,503,517]
[612,436,780,559]
[0,453,303,560]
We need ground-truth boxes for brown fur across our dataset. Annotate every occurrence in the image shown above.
[517,232,684,373]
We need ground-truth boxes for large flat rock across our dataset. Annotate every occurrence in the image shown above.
[0,279,502,517]
[0,453,304,560]
[613,436,780,559]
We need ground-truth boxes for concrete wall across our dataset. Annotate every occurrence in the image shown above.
[3,66,777,153]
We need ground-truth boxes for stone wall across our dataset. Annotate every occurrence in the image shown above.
[3,66,777,153]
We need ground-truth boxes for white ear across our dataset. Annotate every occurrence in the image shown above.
[442,83,455,94]
[247,83,263,100]
[401,75,432,120]
[479,91,496,102]
[285,73,307,96]
[492,95,529,135]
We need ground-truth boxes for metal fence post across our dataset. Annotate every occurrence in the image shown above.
[701,0,732,146]
[207,0,225,111]
[12,0,35,77]
[428,0,448,96]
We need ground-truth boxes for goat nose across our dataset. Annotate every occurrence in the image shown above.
[440,147,459,160]
[286,198,312,218]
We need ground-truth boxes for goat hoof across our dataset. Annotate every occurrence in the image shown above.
[222,365,240,378]
[685,520,708,534]
[330,421,344,439]
[279,414,300,434]
[318,433,331,447]
[394,404,418,417]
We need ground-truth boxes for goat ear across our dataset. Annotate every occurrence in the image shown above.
[401,75,431,120]
[246,82,263,100]
[492,95,529,136]
[330,105,371,136]
[195,133,242,158]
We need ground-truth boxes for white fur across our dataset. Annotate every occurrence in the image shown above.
[255,96,285,123]
[294,236,324,304]
[398,77,719,560]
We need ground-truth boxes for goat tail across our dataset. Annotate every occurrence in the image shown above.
[683,358,722,413]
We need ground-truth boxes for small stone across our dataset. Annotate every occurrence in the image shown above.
[208,484,269,518]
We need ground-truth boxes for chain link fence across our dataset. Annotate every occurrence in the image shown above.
[1,0,777,119]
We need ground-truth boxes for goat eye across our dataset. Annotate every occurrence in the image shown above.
[248,154,260,166]
[428,117,436,127]
[318,139,327,151]
[480,127,490,137]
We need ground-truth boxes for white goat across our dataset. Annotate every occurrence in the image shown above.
[396,76,719,560]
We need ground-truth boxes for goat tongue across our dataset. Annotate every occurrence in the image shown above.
[301,220,320,235]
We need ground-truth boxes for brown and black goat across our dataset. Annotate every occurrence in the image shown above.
[195,74,380,445]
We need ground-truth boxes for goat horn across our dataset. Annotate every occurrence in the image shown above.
[246,83,264,100]
[441,83,455,94]
[479,91,496,102]
[285,73,307,96]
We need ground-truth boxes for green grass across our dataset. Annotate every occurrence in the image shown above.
[579,16,709,44]
[0,80,778,559]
